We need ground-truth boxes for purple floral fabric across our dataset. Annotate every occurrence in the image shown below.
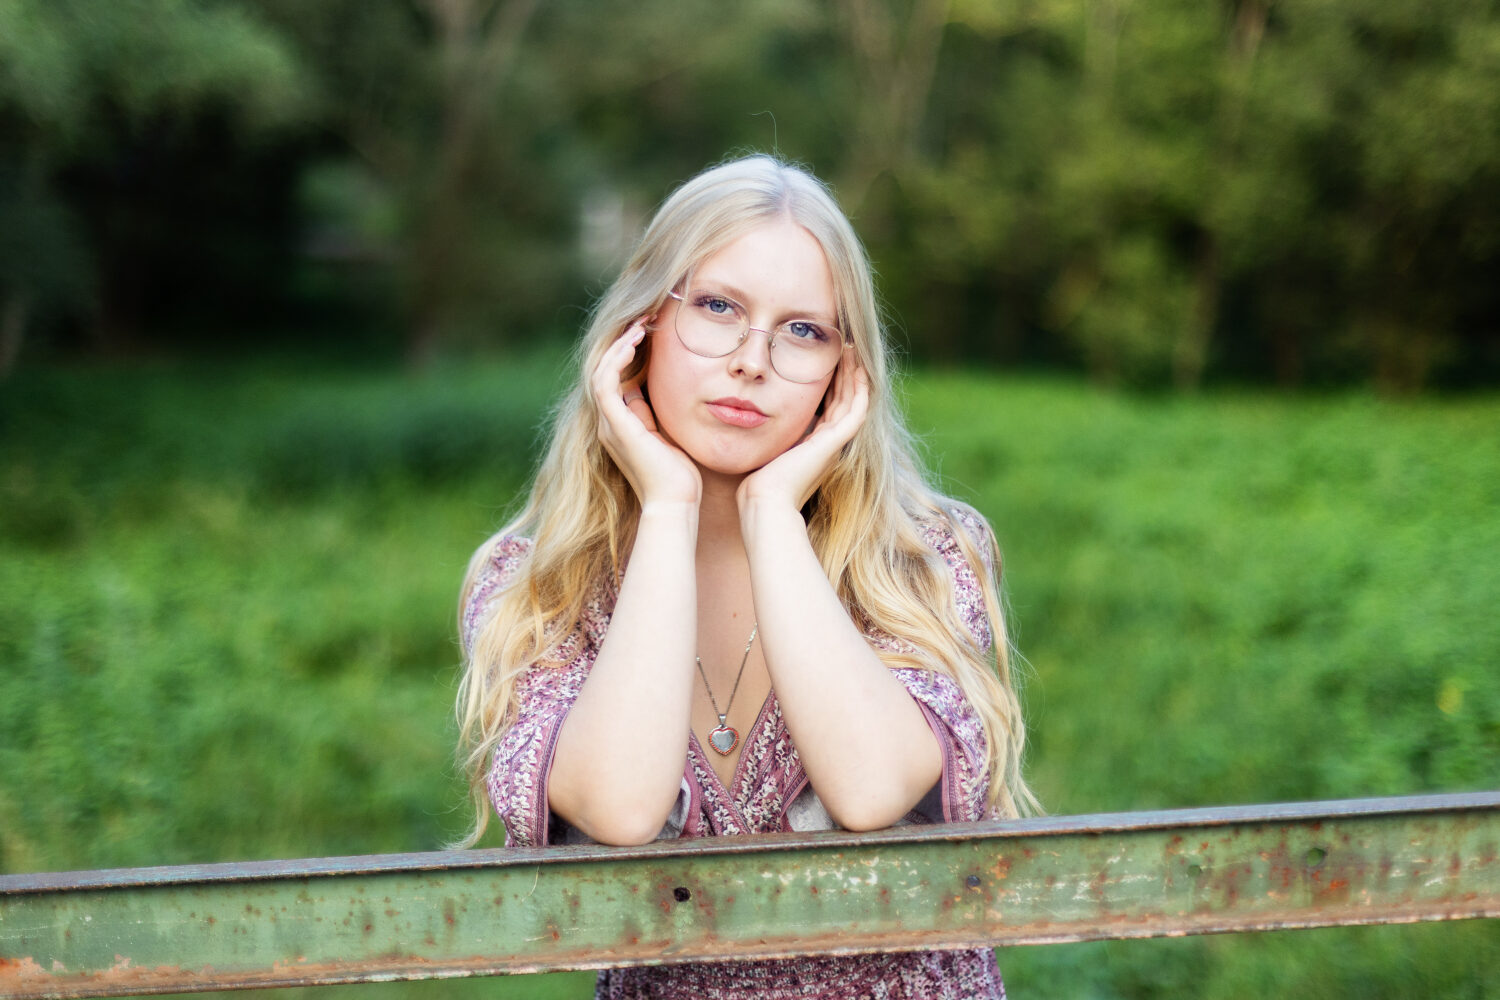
[462,516,1006,998]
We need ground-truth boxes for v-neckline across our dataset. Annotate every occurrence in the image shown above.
[690,689,778,816]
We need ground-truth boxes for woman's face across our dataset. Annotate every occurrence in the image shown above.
[645,219,840,478]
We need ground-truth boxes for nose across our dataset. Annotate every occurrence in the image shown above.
[727,325,774,380]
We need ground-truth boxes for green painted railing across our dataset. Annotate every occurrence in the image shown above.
[2,792,1497,998]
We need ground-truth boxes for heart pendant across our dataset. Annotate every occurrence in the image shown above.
[707,725,739,755]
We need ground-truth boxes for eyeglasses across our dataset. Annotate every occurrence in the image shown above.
[667,287,848,384]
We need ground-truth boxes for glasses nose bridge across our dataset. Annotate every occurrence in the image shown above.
[729,320,778,376]
[741,320,780,348]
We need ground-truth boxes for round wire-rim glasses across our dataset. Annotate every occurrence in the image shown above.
[667,287,849,384]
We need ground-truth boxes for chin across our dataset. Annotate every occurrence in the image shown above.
[693,452,771,479]
[687,438,786,478]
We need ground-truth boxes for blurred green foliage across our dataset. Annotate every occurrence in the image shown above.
[2,0,1498,385]
[908,376,1499,810]
[2,359,1496,996]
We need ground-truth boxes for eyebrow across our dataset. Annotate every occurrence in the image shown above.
[690,277,839,326]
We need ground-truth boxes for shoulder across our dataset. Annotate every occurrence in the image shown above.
[916,501,999,653]
[916,501,999,607]
[466,532,533,602]
[477,531,534,572]
[460,533,533,655]
[919,501,998,579]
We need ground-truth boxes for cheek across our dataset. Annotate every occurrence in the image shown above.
[782,384,832,442]
[643,343,694,434]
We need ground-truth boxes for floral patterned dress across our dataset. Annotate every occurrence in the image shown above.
[462,515,1007,999]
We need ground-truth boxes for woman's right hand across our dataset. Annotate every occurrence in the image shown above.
[592,319,701,507]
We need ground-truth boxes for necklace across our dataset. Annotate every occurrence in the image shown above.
[695,622,758,755]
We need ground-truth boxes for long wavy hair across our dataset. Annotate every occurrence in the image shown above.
[456,155,1036,845]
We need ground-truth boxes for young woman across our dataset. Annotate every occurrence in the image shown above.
[457,155,1035,998]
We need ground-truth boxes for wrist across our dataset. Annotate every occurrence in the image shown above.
[638,500,700,539]
[737,493,807,548]
[639,470,701,512]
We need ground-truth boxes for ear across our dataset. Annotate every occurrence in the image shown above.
[624,328,653,386]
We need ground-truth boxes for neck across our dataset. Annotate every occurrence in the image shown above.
[695,466,746,553]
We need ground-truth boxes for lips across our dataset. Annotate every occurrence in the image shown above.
[706,397,769,428]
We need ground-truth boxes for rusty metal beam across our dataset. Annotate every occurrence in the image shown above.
[2,793,1497,998]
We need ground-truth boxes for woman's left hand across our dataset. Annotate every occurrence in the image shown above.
[737,349,870,514]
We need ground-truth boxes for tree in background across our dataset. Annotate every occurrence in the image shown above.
[0,0,307,374]
[894,0,1500,389]
[257,0,564,365]
[3,0,1497,387]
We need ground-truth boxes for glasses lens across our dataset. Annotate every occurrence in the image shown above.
[674,287,845,384]
[769,320,843,383]
[674,289,745,359]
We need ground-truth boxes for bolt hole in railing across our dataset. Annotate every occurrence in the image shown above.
[1,793,1496,999]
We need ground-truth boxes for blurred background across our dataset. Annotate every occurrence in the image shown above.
[2,1,1497,997]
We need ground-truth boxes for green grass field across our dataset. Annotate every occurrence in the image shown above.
[3,357,1496,998]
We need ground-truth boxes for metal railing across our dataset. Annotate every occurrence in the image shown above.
[3,792,1497,998]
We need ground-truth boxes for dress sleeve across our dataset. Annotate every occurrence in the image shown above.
[886,509,999,824]
[461,535,597,848]
[486,638,593,847]
[891,667,990,823]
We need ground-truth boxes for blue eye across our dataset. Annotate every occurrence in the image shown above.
[784,320,832,344]
[687,293,741,325]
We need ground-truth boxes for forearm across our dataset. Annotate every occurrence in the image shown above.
[741,500,942,830]
[548,503,698,844]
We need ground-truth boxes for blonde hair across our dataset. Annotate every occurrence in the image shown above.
[456,155,1036,844]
